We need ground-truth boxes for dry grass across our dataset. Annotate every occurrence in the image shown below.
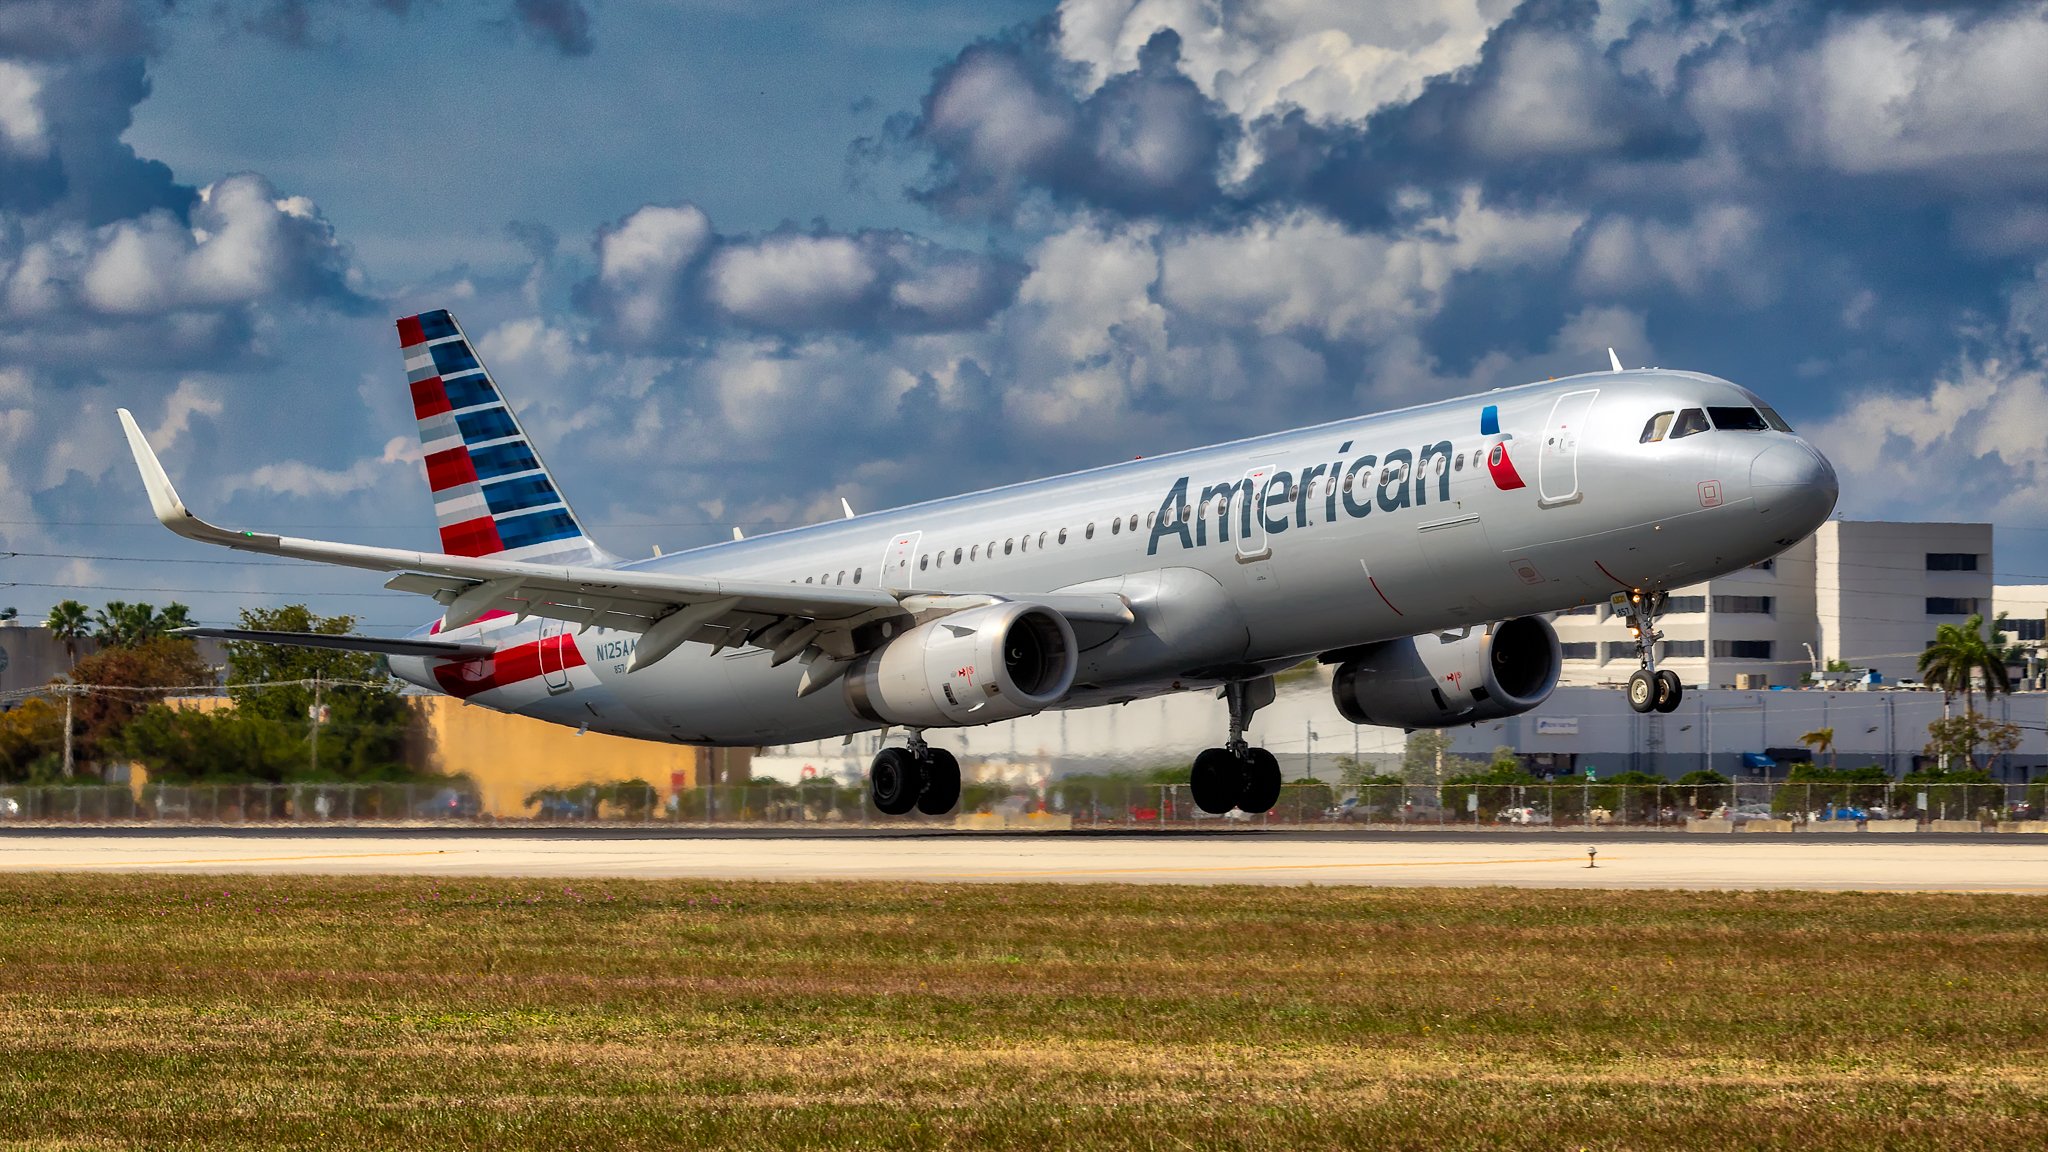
[0,876,2044,1149]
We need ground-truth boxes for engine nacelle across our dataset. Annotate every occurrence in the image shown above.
[845,602,1078,728]
[1331,616,1561,729]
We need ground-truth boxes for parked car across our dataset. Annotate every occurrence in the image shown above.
[415,788,482,819]
[1721,803,1778,825]
[1497,806,1552,825]
[0,796,20,819]
[533,794,588,820]
[1810,804,1867,822]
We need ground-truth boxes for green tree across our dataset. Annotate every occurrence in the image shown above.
[113,705,305,784]
[63,636,215,769]
[87,601,192,649]
[222,605,413,782]
[45,600,90,665]
[1924,712,2021,775]
[0,697,65,781]
[1401,729,1479,785]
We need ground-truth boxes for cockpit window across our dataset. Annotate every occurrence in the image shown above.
[1758,407,1793,433]
[1640,411,1674,443]
[1670,408,1710,438]
[1707,406,1769,431]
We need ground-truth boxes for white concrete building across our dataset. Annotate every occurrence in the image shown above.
[1993,584,2048,690]
[1817,521,1994,684]
[1551,521,1994,690]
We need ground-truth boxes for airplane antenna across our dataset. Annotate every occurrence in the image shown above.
[1607,347,1624,373]
[841,498,857,520]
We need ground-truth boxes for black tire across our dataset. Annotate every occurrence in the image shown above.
[917,748,962,816]
[1626,669,1656,714]
[1237,747,1282,814]
[870,747,925,816]
[1654,670,1684,713]
[1190,747,1243,814]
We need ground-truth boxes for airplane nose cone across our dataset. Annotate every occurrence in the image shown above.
[1751,440,1838,536]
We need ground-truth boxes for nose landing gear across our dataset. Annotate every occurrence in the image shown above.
[869,731,962,816]
[1616,591,1684,714]
[1189,678,1282,815]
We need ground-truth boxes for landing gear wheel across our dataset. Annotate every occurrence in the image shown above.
[916,748,962,816]
[1653,670,1684,714]
[1626,669,1657,714]
[1237,747,1282,814]
[1190,747,1244,814]
[870,747,926,816]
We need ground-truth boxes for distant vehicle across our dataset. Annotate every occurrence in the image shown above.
[1497,806,1551,825]
[1723,803,1778,825]
[0,796,19,819]
[415,788,482,819]
[1810,804,1866,822]
[532,794,587,820]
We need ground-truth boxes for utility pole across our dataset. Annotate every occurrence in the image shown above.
[60,682,74,779]
[309,674,324,777]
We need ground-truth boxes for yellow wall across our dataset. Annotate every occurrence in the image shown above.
[165,694,751,818]
[416,697,749,816]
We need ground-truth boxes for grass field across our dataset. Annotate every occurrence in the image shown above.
[1,877,2044,1150]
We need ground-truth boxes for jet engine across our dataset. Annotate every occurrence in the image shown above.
[1331,616,1561,729]
[845,602,1078,728]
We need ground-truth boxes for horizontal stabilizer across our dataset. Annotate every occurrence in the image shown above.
[174,627,495,660]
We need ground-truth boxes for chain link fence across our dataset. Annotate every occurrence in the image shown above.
[1,778,2043,828]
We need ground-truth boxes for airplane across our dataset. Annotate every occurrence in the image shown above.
[116,309,1838,817]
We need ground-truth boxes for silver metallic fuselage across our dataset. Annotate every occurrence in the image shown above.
[389,368,1838,744]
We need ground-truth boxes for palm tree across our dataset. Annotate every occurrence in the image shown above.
[1920,614,2012,771]
[157,603,194,635]
[46,600,90,665]
[1918,613,2011,720]
[1798,727,1836,771]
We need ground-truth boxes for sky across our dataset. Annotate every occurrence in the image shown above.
[6,0,2048,636]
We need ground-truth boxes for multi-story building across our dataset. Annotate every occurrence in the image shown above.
[1816,521,1994,684]
[1551,521,1995,690]
[1993,584,2048,690]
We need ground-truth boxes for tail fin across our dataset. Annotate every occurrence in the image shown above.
[397,309,614,565]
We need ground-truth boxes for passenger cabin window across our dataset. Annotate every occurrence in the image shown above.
[1707,406,1769,431]
[1086,523,1095,539]
[953,548,963,565]
[1669,408,1710,438]
[853,567,862,584]
[1058,528,1068,545]
[1110,518,1121,535]
[919,555,929,571]
[1641,411,1674,442]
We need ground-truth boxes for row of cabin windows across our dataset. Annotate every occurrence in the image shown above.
[794,444,1529,586]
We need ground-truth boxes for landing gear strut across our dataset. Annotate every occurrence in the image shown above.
[1190,678,1282,815]
[1616,591,1683,715]
[869,732,962,816]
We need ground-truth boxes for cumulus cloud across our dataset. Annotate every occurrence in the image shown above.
[907,26,1231,221]
[580,203,1025,346]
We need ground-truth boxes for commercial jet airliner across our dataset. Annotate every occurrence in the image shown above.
[117,310,1838,817]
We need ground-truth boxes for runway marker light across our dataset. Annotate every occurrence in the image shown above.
[1587,847,1598,869]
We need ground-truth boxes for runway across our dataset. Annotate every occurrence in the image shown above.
[3,829,2045,890]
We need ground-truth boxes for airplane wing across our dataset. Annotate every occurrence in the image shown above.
[118,410,1129,677]
[174,626,497,660]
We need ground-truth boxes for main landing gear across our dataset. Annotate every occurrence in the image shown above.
[1616,590,1684,715]
[869,732,962,816]
[1190,678,1282,815]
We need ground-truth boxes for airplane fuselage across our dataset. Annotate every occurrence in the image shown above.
[389,367,1837,746]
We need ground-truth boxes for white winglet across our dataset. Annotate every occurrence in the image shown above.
[1608,347,1624,373]
[841,498,856,519]
[116,408,270,548]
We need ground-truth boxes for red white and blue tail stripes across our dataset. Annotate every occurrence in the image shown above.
[399,309,609,563]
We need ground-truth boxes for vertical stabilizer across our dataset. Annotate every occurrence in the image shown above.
[398,309,614,565]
